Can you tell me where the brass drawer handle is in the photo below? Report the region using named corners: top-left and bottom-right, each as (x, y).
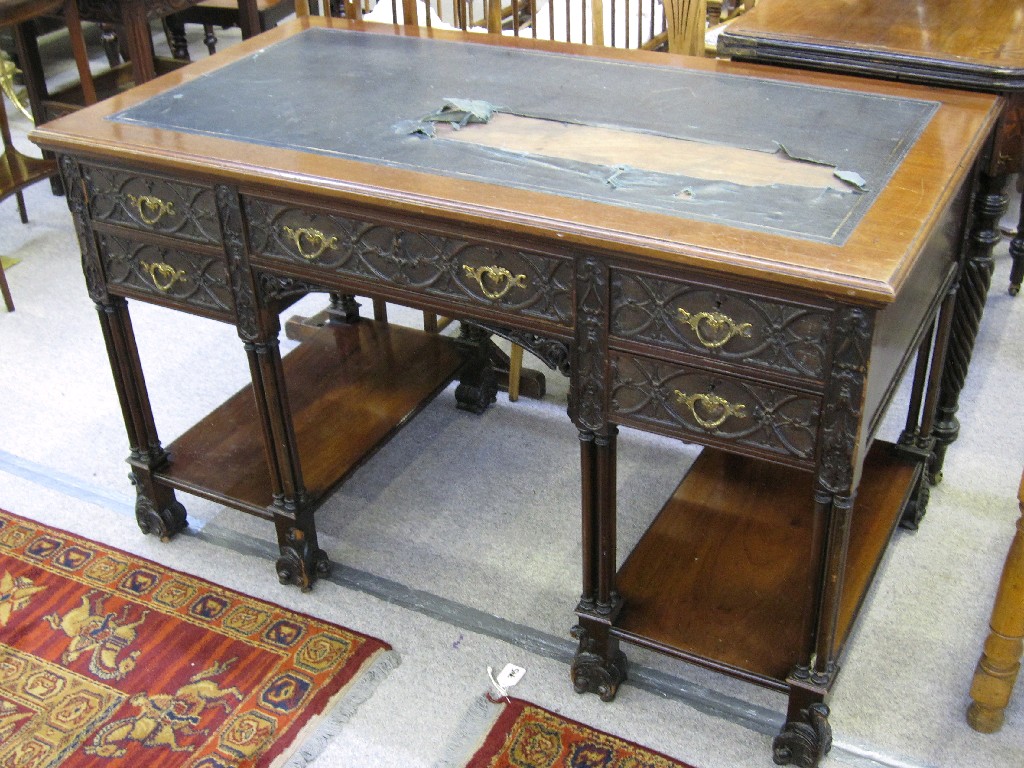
top-left (126, 194), bottom-right (175, 226)
top-left (139, 261), bottom-right (187, 292)
top-left (463, 265), bottom-right (527, 300)
top-left (677, 308), bottom-right (752, 349)
top-left (282, 226), bottom-right (338, 261)
top-left (674, 390), bottom-right (748, 430)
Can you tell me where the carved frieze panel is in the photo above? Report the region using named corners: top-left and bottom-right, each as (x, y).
top-left (610, 270), bottom-right (831, 380)
top-left (59, 155), bottom-right (107, 303)
top-left (818, 307), bottom-right (874, 494)
top-left (83, 165), bottom-right (222, 246)
top-left (99, 234), bottom-right (234, 316)
top-left (242, 198), bottom-right (574, 326)
top-left (570, 257), bottom-right (610, 433)
top-left (215, 185), bottom-right (260, 342)
top-left (610, 353), bottom-right (821, 463)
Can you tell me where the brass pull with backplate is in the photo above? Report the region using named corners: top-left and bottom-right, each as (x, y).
top-left (674, 390), bottom-right (747, 430)
top-left (677, 308), bottom-right (752, 349)
top-left (282, 226), bottom-right (339, 261)
top-left (139, 261), bottom-right (187, 292)
top-left (463, 265), bottom-right (527, 300)
top-left (126, 194), bottom-right (175, 226)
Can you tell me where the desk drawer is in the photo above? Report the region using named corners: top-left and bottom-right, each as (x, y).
top-left (243, 197), bottom-right (574, 327)
top-left (610, 352), bottom-right (821, 465)
top-left (82, 164), bottom-right (222, 246)
top-left (99, 234), bottom-right (234, 318)
top-left (610, 269), bottom-right (831, 381)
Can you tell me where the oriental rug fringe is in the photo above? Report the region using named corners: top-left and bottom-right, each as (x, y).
top-left (0, 508), bottom-right (397, 767)
top-left (442, 695), bottom-right (699, 768)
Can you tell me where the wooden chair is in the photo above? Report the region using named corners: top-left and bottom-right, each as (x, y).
top-left (0, 0), bottom-right (86, 310)
top-left (320, 0), bottom-right (708, 55)
top-left (164, 0), bottom-right (314, 61)
top-left (967, 468), bottom-right (1024, 732)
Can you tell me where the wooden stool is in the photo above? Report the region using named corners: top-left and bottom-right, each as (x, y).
top-left (967, 469), bottom-right (1024, 732)
top-left (0, 0), bottom-right (64, 311)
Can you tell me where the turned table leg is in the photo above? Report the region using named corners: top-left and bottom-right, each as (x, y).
top-left (967, 469), bottom-right (1024, 732)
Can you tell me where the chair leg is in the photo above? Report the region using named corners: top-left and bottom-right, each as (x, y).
top-left (163, 17), bottom-right (191, 61)
top-left (15, 190), bottom-right (27, 224)
top-left (968, 470), bottom-right (1024, 732)
top-left (203, 25), bottom-right (218, 55)
top-left (0, 258), bottom-right (14, 312)
top-left (508, 343), bottom-right (523, 401)
top-left (63, 0), bottom-right (98, 105)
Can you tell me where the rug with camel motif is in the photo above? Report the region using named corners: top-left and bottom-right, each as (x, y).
top-left (0, 508), bottom-right (395, 767)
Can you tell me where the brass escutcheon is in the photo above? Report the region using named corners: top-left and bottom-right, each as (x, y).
top-left (139, 261), bottom-right (187, 292)
top-left (674, 390), bottom-right (747, 430)
top-left (463, 265), bottom-right (527, 301)
top-left (677, 308), bottom-right (753, 349)
top-left (126, 194), bottom-right (175, 226)
top-left (282, 226), bottom-right (338, 261)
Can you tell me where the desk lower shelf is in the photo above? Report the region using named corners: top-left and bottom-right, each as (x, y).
top-left (614, 441), bottom-right (918, 687)
top-left (155, 320), bottom-right (464, 516)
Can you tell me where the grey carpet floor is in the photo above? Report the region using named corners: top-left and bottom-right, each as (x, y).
top-left (2, 22), bottom-right (1023, 768)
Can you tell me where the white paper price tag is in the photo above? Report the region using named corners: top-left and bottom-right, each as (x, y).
top-left (495, 663), bottom-right (525, 689)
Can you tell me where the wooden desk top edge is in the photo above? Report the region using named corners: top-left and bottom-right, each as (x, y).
top-left (31, 18), bottom-right (1002, 306)
top-left (720, 0), bottom-right (1024, 93)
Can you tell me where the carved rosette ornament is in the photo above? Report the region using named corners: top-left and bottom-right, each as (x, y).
top-left (569, 624), bottom-right (628, 703)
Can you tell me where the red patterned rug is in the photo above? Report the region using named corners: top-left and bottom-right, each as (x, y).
top-left (456, 696), bottom-right (699, 768)
top-left (0, 508), bottom-right (395, 767)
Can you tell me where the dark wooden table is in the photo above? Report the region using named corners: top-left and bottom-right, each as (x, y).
top-left (31, 18), bottom-right (1000, 766)
top-left (719, 0), bottom-right (1024, 485)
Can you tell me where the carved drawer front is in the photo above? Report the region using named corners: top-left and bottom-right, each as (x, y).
top-left (83, 164), bottom-right (222, 246)
top-left (610, 270), bottom-right (831, 381)
top-left (610, 352), bottom-right (821, 465)
top-left (99, 234), bottom-right (234, 317)
top-left (243, 197), bottom-right (574, 327)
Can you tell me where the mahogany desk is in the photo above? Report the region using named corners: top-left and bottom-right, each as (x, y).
top-left (31, 18), bottom-right (1000, 766)
top-left (719, 0), bottom-right (1024, 486)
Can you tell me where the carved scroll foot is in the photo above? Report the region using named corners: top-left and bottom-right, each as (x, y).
top-left (772, 703), bottom-right (832, 767)
top-left (275, 528), bottom-right (331, 592)
top-left (570, 624), bottom-right (628, 702)
top-left (900, 471), bottom-right (931, 530)
top-left (892, 445), bottom-right (932, 530)
top-left (132, 484), bottom-right (188, 542)
top-left (454, 374), bottom-right (498, 414)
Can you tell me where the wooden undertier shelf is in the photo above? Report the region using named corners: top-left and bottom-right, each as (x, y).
top-left (614, 442), bottom-right (919, 686)
top-left (157, 320), bottom-right (464, 515)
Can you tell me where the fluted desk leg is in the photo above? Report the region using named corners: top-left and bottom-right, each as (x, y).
top-left (968, 469), bottom-right (1024, 732)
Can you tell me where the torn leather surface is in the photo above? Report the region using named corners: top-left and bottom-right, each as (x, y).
top-left (113, 28), bottom-right (937, 244)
